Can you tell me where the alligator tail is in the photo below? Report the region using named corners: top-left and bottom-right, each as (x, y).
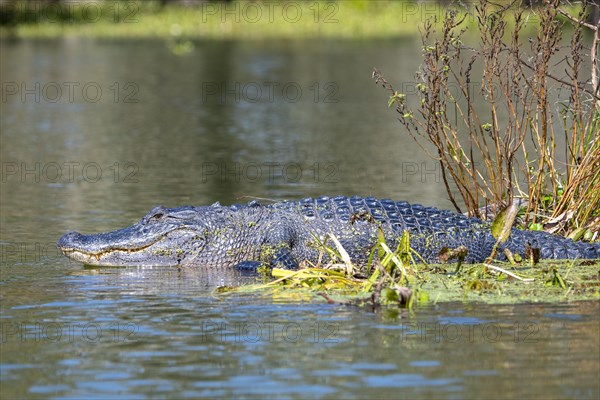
top-left (502, 228), bottom-right (600, 260)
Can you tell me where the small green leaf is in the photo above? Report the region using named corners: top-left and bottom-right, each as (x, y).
top-left (388, 91), bottom-right (406, 108)
top-left (381, 287), bottom-right (399, 304)
top-left (567, 228), bottom-right (586, 241)
top-left (547, 268), bottom-right (567, 289)
top-left (529, 223), bottom-right (544, 231)
top-left (378, 226), bottom-right (386, 246)
top-left (398, 230), bottom-right (411, 266)
top-left (491, 202), bottom-right (520, 243)
top-left (448, 143), bottom-right (455, 157)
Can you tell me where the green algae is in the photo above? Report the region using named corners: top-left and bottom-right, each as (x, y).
top-left (217, 259), bottom-right (600, 306)
top-left (217, 226), bottom-right (600, 307)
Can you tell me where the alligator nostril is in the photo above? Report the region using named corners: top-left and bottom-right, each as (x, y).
top-left (57, 231), bottom-right (84, 249)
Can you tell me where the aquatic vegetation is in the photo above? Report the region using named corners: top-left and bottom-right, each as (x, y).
top-left (217, 223), bottom-right (600, 308)
top-left (374, 0), bottom-right (600, 239)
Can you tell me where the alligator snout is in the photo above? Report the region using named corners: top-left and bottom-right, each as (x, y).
top-left (57, 223), bottom-right (170, 258)
top-left (57, 231), bottom-right (85, 251)
top-left (57, 230), bottom-right (127, 254)
top-left (57, 222), bottom-right (191, 267)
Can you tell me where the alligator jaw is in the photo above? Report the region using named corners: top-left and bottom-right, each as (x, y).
top-left (58, 243), bottom-right (157, 266)
top-left (57, 230), bottom-right (178, 267)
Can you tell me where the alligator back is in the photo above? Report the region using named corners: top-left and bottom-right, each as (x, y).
top-left (272, 195), bottom-right (477, 232)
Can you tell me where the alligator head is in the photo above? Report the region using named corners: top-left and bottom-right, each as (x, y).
top-left (57, 205), bottom-right (208, 267)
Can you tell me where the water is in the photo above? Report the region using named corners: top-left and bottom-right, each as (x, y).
top-left (1, 38), bottom-right (599, 399)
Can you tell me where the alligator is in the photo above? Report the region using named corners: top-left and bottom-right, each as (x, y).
top-left (57, 195), bottom-right (600, 269)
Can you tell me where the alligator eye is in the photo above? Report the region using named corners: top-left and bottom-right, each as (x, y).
top-left (152, 213), bottom-right (164, 220)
